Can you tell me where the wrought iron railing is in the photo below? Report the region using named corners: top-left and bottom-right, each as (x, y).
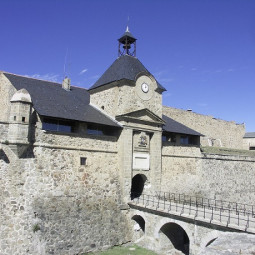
top-left (154, 191), bottom-right (255, 216)
top-left (130, 192), bottom-right (255, 232)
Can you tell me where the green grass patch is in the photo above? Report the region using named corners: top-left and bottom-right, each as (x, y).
top-left (84, 244), bottom-right (157, 255)
top-left (201, 146), bottom-right (255, 157)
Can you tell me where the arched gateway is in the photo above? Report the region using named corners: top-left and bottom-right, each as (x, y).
top-left (130, 174), bottom-right (147, 199)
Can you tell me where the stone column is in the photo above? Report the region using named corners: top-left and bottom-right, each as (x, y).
top-left (118, 127), bottom-right (133, 202)
top-left (150, 131), bottom-right (162, 192)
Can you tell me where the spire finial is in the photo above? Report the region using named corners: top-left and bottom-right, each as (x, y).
top-left (126, 16), bottom-right (130, 32)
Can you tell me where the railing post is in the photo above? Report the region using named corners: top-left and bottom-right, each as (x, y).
top-left (157, 195), bottom-right (160, 210)
top-left (246, 213), bottom-right (250, 231)
top-left (169, 198), bottom-right (171, 212)
top-left (227, 209), bottom-right (230, 226)
top-left (181, 199), bottom-right (185, 215)
top-left (164, 192), bottom-right (166, 210)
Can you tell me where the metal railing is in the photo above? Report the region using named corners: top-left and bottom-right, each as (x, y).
top-left (154, 191), bottom-right (255, 216)
top-left (130, 192), bottom-right (255, 232)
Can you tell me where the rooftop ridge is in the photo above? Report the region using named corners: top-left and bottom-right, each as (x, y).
top-left (2, 71), bottom-right (88, 90)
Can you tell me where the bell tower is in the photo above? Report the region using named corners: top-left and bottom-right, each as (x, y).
top-left (118, 26), bottom-right (137, 57)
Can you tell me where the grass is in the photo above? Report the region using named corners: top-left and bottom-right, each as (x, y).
top-left (201, 146), bottom-right (255, 157)
top-left (84, 244), bottom-right (157, 255)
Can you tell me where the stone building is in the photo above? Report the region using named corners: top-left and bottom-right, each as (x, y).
top-left (0, 28), bottom-right (255, 255)
top-left (243, 132), bottom-right (255, 150)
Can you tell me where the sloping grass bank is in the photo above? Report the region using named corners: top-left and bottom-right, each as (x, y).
top-left (84, 244), bottom-right (157, 255)
top-left (201, 146), bottom-right (255, 157)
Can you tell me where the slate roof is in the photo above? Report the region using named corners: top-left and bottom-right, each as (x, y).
top-left (4, 72), bottom-right (121, 127)
top-left (244, 132), bottom-right (255, 138)
top-left (118, 30), bottom-right (137, 44)
top-left (162, 115), bottom-right (202, 136)
top-left (89, 55), bottom-right (166, 92)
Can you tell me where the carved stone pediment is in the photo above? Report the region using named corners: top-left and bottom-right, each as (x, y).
top-left (116, 108), bottom-right (165, 125)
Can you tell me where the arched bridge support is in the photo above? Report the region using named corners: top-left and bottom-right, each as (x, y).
top-left (129, 207), bottom-right (232, 255)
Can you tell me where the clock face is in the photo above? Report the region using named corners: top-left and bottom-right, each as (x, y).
top-left (141, 83), bottom-right (149, 93)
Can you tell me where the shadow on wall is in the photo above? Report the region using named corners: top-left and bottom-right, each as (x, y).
top-left (0, 149), bottom-right (10, 163)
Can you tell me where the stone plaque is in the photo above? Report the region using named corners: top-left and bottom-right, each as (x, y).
top-left (133, 153), bottom-right (150, 170)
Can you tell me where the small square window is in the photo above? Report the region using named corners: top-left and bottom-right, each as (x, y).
top-left (80, 157), bottom-right (87, 166)
top-left (22, 117), bottom-right (26, 122)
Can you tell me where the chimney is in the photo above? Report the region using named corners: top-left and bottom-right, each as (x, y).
top-left (62, 77), bottom-right (71, 91)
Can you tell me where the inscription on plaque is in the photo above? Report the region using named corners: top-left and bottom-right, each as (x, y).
top-left (133, 153), bottom-right (150, 170)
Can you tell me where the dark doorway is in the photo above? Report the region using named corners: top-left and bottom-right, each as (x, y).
top-left (160, 223), bottom-right (189, 255)
top-left (130, 174), bottom-right (147, 200)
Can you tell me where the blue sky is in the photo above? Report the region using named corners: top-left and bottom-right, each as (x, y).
top-left (1, 0), bottom-right (255, 131)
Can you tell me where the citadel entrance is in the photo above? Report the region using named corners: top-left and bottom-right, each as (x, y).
top-left (159, 222), bottom-right (190, 255)
top-left (130, 174), bottom-right (147, 200)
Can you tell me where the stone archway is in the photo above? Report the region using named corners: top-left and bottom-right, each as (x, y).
top-left (130, 174), bottom-right (147, 199)
top-left (159, 222), bottom-right (190, 255)
top-left (132, 215), bottom-right (145, 232)
top-left (131, 215), bottom-right (146, 241)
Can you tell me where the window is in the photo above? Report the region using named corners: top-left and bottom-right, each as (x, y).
top-left (14, 116), bottom-right (16, 121)
top-left (87, 124), bottom-right (104, 135)
top-left (162, 135), bottom-right (167, 142)
top-left (22, 117), bottom-right (26, 122)
top-left (80, 157), bottom-right (87, 166)
top-left (250, 147), bottom-right (255, 151)
top-left (169, 134), bottom-right (176, 143)
top-left (87, 124), bottom-right (116, 136)
top-left (42, 118), bottom-right (74, 133)
top-left (180, 136), bottom-right (189, 145)
top-left (162, 133), bottom-right (177, 143)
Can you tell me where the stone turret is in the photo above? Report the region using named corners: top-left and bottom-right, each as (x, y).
top-left (7, 88), bottom-right (32, 156)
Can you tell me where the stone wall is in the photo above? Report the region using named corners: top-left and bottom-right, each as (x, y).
top-left (117, 84), bottom-right (162, 118)
top-left (243, 137), bottom-right (255, 150)
top-left (161, 145), bottom-right (255, 205)
top-left (0, 129), bottom-right (131, 255)
top-left (90, 81), bottom-right (162, 118)
top-left (163, 106), bottom-right (245, 149)
top-left (0, 122), bottom-right (9, 142)
top-left (0, 72), bottom-right (17, 122)
top-left (90, 84), bottom-right (119, 118)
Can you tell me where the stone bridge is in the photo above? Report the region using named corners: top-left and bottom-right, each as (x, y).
top-left (128, 192), bottom-right (255, 255)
